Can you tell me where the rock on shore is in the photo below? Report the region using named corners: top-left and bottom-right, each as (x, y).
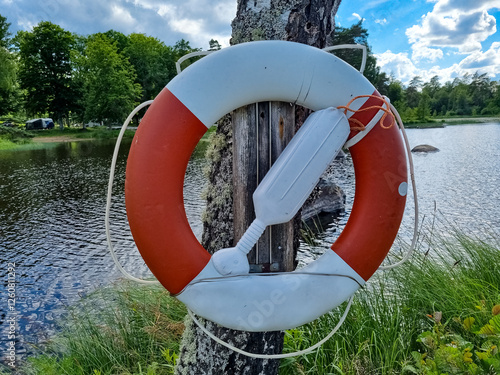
top-left (302, 178), bottom-right (346, 221)
top-left (411, 144), bottom-right (440, 153)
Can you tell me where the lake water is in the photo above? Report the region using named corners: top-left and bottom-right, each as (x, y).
top-left (0, 122), bottom-right (499, 358)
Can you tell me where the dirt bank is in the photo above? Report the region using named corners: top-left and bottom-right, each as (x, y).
top-left (33, 135), bottom-right (93, 143)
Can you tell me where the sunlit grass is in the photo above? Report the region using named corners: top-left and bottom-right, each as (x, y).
top-left (21, 282), bottom-right (186, 375)
top-left (29, 127), bottom-right (136, 140)
top-left (19, 224), bottom-right (499, 375)
top-left (279, 227), bottom-right (500, 374)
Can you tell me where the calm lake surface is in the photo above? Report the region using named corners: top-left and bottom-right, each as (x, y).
top-left (0, 122), bottom-right (499, 356)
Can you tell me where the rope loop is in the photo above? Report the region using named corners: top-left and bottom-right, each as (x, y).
top-left (337, 95), bottom-right (395, 131)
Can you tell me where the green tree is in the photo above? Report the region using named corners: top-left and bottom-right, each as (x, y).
top-left (416, 91), bottom-right (431, 121)
top-left (81, 34), bottom-right (142, 126)
top-left (449, 77), bottom-right (471, 115)
top-left (0, 14), bottom-right (19, 115)
top-left (330, 20), bottom-right (388, 93)
top-left (124, 33), bottom-right (174, 101)
top-left (208, 39), bottom-right (222, 51)
top-left (101, 30), bottom-right (130, 53)
top-left (0, 47), bottom-right (18, 116)
top-left (485, 81), bottom-right (500, 115)
top-left (387, 78), bottom-right (407, 115)
top-left (406, 76), bottom-right (422, 108)
top-left (422, 76), bottom-right (441, 115)
top-left (0, 13), bottom-right (11, 49)
top-left (172, 39), bottom-right (199, 58)
top-left (423, 75), bottom-right (441, 97)
top-left (387, 78), bottom-right (404, 103)
top-left (469, 72), bottom-right (493, 115)
top-left (15, 21), bottom-right (79, 125)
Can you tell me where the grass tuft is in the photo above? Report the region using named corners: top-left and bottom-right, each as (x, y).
top-left (280, 226), bottom-right (500, 374)
top-left (21, 282), bottom-right (186, 375)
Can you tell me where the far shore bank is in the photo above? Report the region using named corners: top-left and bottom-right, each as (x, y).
top-left (32, 135), bottom-right (95, 143)
top-left (404, 116), bottom-right (500, 128)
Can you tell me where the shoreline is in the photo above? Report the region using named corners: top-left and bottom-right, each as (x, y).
top-left (32, 135), bottom-right (94, 143)
top-left (404, 116), bottom-right (500, 128)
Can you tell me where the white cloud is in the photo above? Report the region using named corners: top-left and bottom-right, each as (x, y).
top-left (395, 0), bottom-right (500, 84)
top-left (352, 12), bottom-right (363, 21)
top-left (434, 0), bottom-right (500, 14)
top-left (214, 1), bottom-right (237, 24)
top-left (109, 4), bottom-right (136, 28)
top-left (16, 17), bottom-right (37, 31)
top-left (411, 42), bottom-right (444, 62)
top-left (132, 0), bottom-right (235, 47)
top-left (375, 18), bottom-right (388, 25)
top-left (170, 17), bottom-right (204, 39)
top-left (406, 8), bottom-right (497, 54)
top-left (375, 50), bottom-right (421, 83)
top-left (2, 0), bottom-right (235, 49)
top-left (376, 42), bottom-right (500, 85)
top-left (458, 42), bottom-right (500, 76)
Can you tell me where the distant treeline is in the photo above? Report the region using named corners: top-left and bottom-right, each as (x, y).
top-left (1, 15), bottom-right (499, 127)
top-left (0, 14), bottom-right (221, 126)
top-left (332, 21), bottom-right (500, 122)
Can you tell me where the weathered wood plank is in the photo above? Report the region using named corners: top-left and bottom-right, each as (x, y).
top-left (232, 105), bottom-right (258, 264)
top-left (232, 102), bottom-right (297, 272)
top-left (269, 102), bottom-right (298, 272)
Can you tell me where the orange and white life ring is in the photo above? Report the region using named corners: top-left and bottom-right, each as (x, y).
top-left (125, 41), bottom-right (407, 332)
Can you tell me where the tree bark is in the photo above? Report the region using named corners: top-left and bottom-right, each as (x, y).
top-left (175, 1), bottom-right (342, 374)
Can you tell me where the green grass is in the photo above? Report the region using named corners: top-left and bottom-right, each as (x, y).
top-left (279, 227), bottom-right (500, 374)
top-left (28, 127), bottom-right (136, 140)
top-left (0, 126), bottom-right (34, 149)
top-left (20, 282), bottom-right (186, 375)
top-left (0, 138), bottom-right (19, 150)
top-left (404, 116), bottom-right (500, 128)
top-left (18, 225), bottom-right (500, 375)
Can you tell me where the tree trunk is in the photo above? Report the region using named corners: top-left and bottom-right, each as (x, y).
top-left (175, 1), bottom-right (341, 374)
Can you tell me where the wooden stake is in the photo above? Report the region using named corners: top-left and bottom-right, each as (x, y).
top-left (233, 102), bottom-right (297, 273)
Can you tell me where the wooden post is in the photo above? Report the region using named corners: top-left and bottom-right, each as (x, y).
top-left (233, 102), bottom-right (298, 273)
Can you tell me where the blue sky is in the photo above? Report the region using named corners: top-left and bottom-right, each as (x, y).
top-left (336, 0), bottom-right (500, 84)
top-left (1, 0), bottom-right (499, 85)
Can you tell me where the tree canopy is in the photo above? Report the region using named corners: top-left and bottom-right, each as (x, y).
top-left (0, 14), bottom-right (201, 126)
top-left (80, 34), bottom-right (142, 125)
top-left (15, 21), bottom-right (78, 123)
top-left (330, 20), bottom-right (390, 95)
top-left (0, 14), bottom-right (11, 49)
top-left (0, 14), bottom-right (19, 116)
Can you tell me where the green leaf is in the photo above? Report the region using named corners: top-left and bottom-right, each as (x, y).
top-left (490, 314), bottom-right (500, 332)
top-left (402, 364), bottom-right (419, 374)
top-left (463, 317), bottom-right (475, 331)
top-left (478, 324), bottom-right (497, 335)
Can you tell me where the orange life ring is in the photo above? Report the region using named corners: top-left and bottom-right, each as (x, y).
top-left (125, 41), bottom-right (407, 331)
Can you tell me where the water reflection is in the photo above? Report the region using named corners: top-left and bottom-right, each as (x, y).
top-left (0, 139), bottom-right (208, 355)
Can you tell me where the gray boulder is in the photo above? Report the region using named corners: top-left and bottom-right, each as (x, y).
top-left (302, 178), bottom-right (346, 221)
top-left (411, 144), bottom-right (440, 153)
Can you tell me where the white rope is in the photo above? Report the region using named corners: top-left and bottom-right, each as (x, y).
top-left (188, 296), bottom-right (354, 359)
top-left (176, 50), bottom-right (215, 74)
top-left (378, 98), bottom-right (419, 270)
top-left (105, 100), bottom-right (160, 284)
top-left (343, 101), bottom-right (388, 148)
top-left (323, 44), bottom-right (368, 74)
